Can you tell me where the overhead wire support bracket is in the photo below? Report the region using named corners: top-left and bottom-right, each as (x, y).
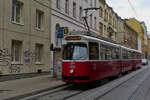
top-left (82, 7), bottom-right (100, 35)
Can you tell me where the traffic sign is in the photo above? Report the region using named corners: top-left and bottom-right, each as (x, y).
top-left (57, 27), bottom-right (64, 38)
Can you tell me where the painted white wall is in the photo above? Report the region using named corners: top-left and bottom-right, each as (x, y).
top-left (51, 0), bottom-right (100, 47)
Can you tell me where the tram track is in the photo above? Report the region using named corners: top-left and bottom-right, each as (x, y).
top-left (144, 87), bottom-right (150, 100)
top-left (94, 66), bottom-right (150, 100)
top-left (127, 74), bottom-right (150, 100)
top-left (6, 84), bottom-right (69, 100)
top-left (14, 66), bottom-right (150, 100)
top-left (21, 84), bottom-right (90, 100)
top-left (19, 84), bottom-right (73, 100)
top-left (64, 66), bottom-right (149, 100)
top-left (28, 66), bottom-right (148, 100)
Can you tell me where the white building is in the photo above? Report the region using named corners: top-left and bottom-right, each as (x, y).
top-left (50, 0), bottom-right (100, 77)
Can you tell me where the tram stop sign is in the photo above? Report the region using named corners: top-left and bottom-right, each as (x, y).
top-left (57, 27), bottom-right (64, 39)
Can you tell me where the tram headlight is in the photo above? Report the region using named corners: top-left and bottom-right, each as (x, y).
top-left (70, 69), bottom-right (74, 74)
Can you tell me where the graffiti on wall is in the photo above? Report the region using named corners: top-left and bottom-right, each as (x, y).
top-left (23, 49), bottom-right (36, 64)
top-left (0, 48), bottom-right (11, 66)
top-left (0, 48), bottom-right (48, 74)
top-left (8, 64), bottom-right (21, 73)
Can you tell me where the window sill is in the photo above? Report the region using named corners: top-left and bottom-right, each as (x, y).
top-left (11, 62), bottom-right (23, 65)
top-left (35, 28), bottom-right (44, 32)
top-left (11, 21), bottom-right (24, 26)
top-left (35, 62), bottom-right (43, 65)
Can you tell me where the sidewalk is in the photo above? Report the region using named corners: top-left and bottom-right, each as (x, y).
top-left (0, 72), bottom-right (50, 82)
top-left (0, 75), bottom-right (65, 100)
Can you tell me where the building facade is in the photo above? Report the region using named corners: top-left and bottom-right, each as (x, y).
top-left (0, 0), bottom-right (51, 75)
top-left (148, 36), bottom-right (150, 59)
top-left (125, 20), bottom-right (138, 49)
top-left (99, 0), bottom-right (117, 41)
top-left (140, 22), bottom-right (148, 58)
top-left (116, 17), bottom-right (138, 49)
top-left (115, 17), bottom-right (124, 45)
top-left (125, 18), bottom-right (143, 51)
top-left (51, 0), bottom-right (100, 77)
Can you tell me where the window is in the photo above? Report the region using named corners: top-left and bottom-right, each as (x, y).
top-left (94, 17), bottom-right (97, 29)
top-left (79, 6), bottom-right (83, 21)
top-left (109, 14), bottom-right (112, 24)
top-left (122, 49), bottom-right (128, 59)
top-left (11, 40), bottom-right (22, 63)
top-left (90, 14), bottom-right (93, 27)
top-left (99, 22), bottom-right (103, 36)
top-left (104, 9), bottom-right (107, 21)
top-left (36, 10), bottom-right (44, 29)
top-left (106, 48), bottom-right (112, 60)
top-left (112, 48), bottom-right (120, 59)
top-left (101, 45), bottom-right (107, 60)
top-left (94, 0), bottom-right (96, 7)
top-left (99, 7), bottom-right (103, 18)
top-left (63, 43), bottom-right (88, 60)
top-left (100, 44), bottom-right (120, 60)
top-left (104, 25), bottom-right (106, 35)
top-left (128, 51), bottom-right (132, 59)
top-left (89, 42), bottom-right (99, 60)
top-left (35, 44), bottom-right (43, 63)
top-left (90, 0), bottom-right (93, 7)
top-left (65, 0), bottom-right (69, 14)
top-left (56, 0), bottom-right (61, 9)
top-left (12, 0), bottom-right (23, 23)
top-left (73, 2), bottom-right (76, 18)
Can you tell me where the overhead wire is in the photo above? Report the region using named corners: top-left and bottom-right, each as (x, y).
top-left (127, 0), bottom-right (138, 18)
top-left (127, 0), bottom-right (150, 34)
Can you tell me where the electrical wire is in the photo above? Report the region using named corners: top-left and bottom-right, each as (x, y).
top-left (127, 0), bottom-right (138, 18)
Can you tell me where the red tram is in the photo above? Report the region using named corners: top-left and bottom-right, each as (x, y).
top-left (62, 31), bottom-right (142, 84)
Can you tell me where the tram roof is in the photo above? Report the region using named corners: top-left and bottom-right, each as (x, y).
top-left (81, 35), bottom-right (120, 47)
top-left (68, 31), bottom-right (141, 53)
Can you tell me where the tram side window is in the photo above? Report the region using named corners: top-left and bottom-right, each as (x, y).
top-left (128, 51), bottom-right (132, 59)
top-left (89, 42), bottom-right (99, 60)
top-left (132, 52), bottom-right (136, 59)
top-left (112, 48), bottom-right (120, 60)
top-left (122, 50), bottom-right (128, 59)
top-left (106, 47), bottom-right (112, 60)
top-left (116, 48), bottom-right (120, 59)
top-left (100, 45), bottom-right (107, 60)
top-left (100, 44), bottom-right (113, 60)
top-left (137, 53), bottom-right (141, 59)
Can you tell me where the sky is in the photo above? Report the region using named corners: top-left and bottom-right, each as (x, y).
top-left (107, 0), bottom-right (150, 34)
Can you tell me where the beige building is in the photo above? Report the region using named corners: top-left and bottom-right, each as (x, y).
top-left (0, 0), bottom-right (51, 75)
top-left (148, 36), bottom-right (150, 59)
top-left (115, 17), bottom-right (124, 45)
top-left (116, 17), bottom-right (138, 49)
top-left (141, 22), bottom-right (148, 58)
top-left (99, 0), bottom-right (117, 41)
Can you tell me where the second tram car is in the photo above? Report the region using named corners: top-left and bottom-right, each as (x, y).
top-left (62, 31), bottom-right (142, 84)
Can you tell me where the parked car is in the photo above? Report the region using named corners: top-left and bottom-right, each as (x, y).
top-left (142, 59), bottom-right (148, 65)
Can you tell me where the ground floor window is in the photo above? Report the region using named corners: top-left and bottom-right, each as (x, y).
top-left (11, 40), bottom-right (22, 63)
top-left (35, 43), bottom-right (43, 63)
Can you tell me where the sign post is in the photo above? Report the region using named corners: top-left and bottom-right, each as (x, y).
top-left (56, 27), bottom-right (64, 79)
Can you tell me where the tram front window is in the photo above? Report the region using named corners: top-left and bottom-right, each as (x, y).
top-left (63, 43), bottom-right (88, 60)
